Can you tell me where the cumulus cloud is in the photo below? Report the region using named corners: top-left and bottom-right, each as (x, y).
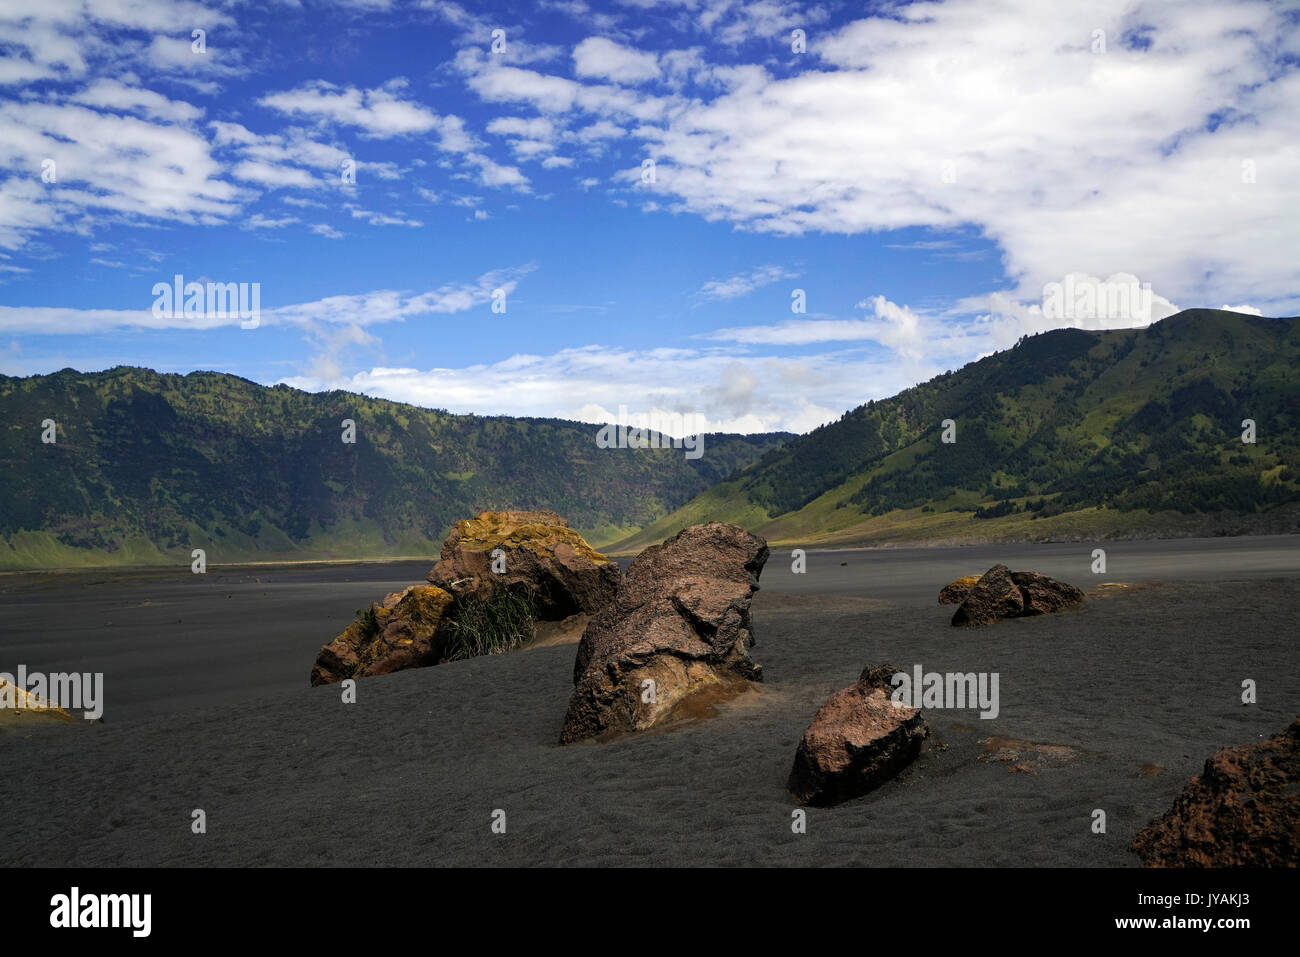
top-left (278, 343), bottom-right (876, 434)
top-left (259, 81), bottom-right (444, 137)
top-left (469, 0), bottom-right (1300, 316)
top-left (0, 99), bottom-right (241, 247)
top-left (69, 79), bottom-right (204, 124)
top-left (573, 37), bottom-right (661, 84)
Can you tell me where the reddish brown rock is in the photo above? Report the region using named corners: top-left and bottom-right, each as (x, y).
top-left (950, 564), bottom-right (1084, 627)
top-left (310, 585), bottom-right (454, 686)
top-left (559, 522), bottom-right (769, 744)
top-left (1131, 716), bottom-right (1300, 867)
top-left (938, 574), bottom-right (981, 605)
top-left (427, 509), bottom-right (618, 620)
top-left (787, 664), bottom-right (929, 807)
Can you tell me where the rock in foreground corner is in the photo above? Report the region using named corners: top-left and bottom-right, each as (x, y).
top-left (559, 522), bottom-right (769, 744)
top-left (787, 664), bottom-right (930, 807)
top-left (1130, 715), bottom-right (1300, 867)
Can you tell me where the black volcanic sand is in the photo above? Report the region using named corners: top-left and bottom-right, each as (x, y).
top-left (2, 536), bottom-right (1299, 866)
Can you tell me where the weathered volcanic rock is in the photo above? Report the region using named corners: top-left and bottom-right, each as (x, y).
top-left (427, 509), bottom-right (619, 620)
top-left (1131, 716), bottom-right (1300, 867)
top-left (311, 585), bottom-right (454, 686)
top-left (938, 574), bottom-right (981, 605)
top-left (787, 664), bottom-right (930, 807)
top-left (1010, 570), bottom-right (1086, 615)
top-left (950, 564), bottom-right (1084, 626)
top-left (559, 522), bottom-right (769, 744)
top-left (951, 564), bottom-right (1024, 627)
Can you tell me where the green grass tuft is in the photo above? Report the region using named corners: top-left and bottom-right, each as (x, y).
top-left (441, 589), bottom-right (537, 661)
top-left (354, 604), bottom-right (379, 637)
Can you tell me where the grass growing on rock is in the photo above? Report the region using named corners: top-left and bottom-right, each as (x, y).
top-left (442, 590), bottom-right (538, 661)
top-left (354, 604), bottom-right (380, 637)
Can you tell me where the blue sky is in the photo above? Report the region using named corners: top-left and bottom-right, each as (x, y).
top-left (1, 0), bottom-right (1297, 433)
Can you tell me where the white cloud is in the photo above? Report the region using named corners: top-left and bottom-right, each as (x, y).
top-left (242, 213), bottom-right (299, 230)
top-left (961, 273), bottom-right (1183, 350)
top-left (142, 34), bottom-right (245, 79)
top-left (69, 79), bottom-right (204, 124)
top-left (418, 0), bottom-right (475, 29)
top-left (345, 204), bottom-right (423, 227)
top-left (0, 267), bottom-right (534, 333)
top-left (277, 343), bottom-right (884, 434)
top-left (259, 81), bottom-right (443, 137)
top-left (705, 317), bottom-right (878, 346)
top-left (573, 37), bottom-right (661, 84)
top-left (455, 47), bottom-right (673, 123)
top-left (0, 99), bottom-right (241, 248)
top-left (0, 0), bottom-right (232, 86)
top-left (697, 263), bottom-right (798, 301)
top-left (488, 0), bottom-right (1300, 315)
top-left (465, 152), bottom-right (530, 189)
top-left (487, 116), bottom-right (556, 139)
top-left (232, 160), bottom-right (318, 189)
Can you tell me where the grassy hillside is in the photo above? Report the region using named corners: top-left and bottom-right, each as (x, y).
top-left (608, 310), bottom-right (1300, 554)
top-left (0, 367), bottom-right (789, 569)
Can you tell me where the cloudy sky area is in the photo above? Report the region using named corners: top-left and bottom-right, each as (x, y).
top-left (0, 0), bottom-right (1297, 434)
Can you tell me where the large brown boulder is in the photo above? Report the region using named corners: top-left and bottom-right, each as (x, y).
top-left (559, 522), bottom-right (769, 744)
top-left (311, 585), bottom-right (454, 686)
top-left (787, 664), bottom-right (930, 807)
top-left (1131, 716), bottom-right (1300, 867)
top-left (950, 564), bottom-right (1084, 626)
top-left (427, 509), bottom-right (619, 620)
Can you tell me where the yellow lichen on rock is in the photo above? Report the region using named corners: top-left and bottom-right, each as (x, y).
top-left (310, 584), bottom-right (455, 686)
top-left (451, 510), bottom-right (612, 565)
top-left (0, 678), bottom-right (76, 725)
top-left (938, 574), bottom-right (982, 605)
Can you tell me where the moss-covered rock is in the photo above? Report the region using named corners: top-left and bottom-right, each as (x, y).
top-left (938, 574), bottom-right (982, 604)
top-left (427, 509), bottom-right (619, 619)
top-left (310, 585), bottom-right (454, 686)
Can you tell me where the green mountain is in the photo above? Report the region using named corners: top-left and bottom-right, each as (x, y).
top-left (608, 309), bottom-right (1300, 554)
top-left (0, 367), bottom-right (789, 570)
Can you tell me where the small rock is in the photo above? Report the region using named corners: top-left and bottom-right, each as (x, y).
top-left (950, 564), bottom-right (1084, 627)
top-left (787, 664), bottom-right (930, 807)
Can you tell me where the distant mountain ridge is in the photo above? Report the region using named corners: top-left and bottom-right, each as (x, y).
top-left (0, 367), bottom-right (790, 570)
top-left (608, 309), bottom-right (1300, 553)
